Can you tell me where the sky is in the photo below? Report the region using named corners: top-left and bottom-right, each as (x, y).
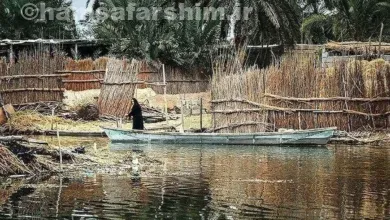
top-left (72, 0), bottom-right (90, 22)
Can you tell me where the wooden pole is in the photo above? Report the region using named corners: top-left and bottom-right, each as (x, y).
top-left (200, 98), bottom-right (203, 131)
top-left (213, 108), bottom-right (216, 133)
top-left (378, 22), bottom-right (384, 57)
top-left (162, 65), bottom-right (168, 124)
top-left (9, 45), bottom-right (13, 63)
top-left (55, 175), bottom-right (62, 218)
top-left (298, 112), bottom-right (302, 130)
top-left (51, 108), bottom-right (55, 130)
top-left (74, 44), bottom-right (79, 60)
top-left (0, 93), bottom-right (3, 107)
top-left (190, 100), bottom-right (193, 116)
top-left (135, 83), bottom-right (138, 100)
top-left (56, 123), bottom-right (63, 172)
top-left (0, 93), bottom-right (9, 120)
top-left (342, 68), bottom-right (352, 132)
top-left (181, 99), bottom-right (185, 133)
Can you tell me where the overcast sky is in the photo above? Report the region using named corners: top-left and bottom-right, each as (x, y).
top-left (72, 0), bottom-right (89, 22)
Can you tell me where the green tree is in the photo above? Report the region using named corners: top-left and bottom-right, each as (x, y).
top-left (0, 0), bottom-right (77, 39)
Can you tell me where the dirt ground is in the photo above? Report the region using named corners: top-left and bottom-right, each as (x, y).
top-left (5, 88), bottom-right (212, 133)
top-left (64, 88), bottom-right (212, 112)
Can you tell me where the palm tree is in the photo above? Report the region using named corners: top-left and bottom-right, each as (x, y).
top-left (301, 0), bottom-right (390, 43)
top-left (300, 0), bottom-right (335, 14)
top-left (85, 0), bottom-right (301, 67)
top-left (332, 0), bottom-right (390, 41)
top-left (223, 0), bottom-right (301, 45)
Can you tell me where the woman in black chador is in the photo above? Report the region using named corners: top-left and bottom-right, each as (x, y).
top-left (128, 98), bottom-right (144, 130)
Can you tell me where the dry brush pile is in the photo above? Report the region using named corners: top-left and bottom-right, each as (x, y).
top-left (0, 140), bottom-right (72, 176)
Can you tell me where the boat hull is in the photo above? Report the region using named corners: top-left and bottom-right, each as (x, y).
top-left (102, 127), bottom-right (336, 146)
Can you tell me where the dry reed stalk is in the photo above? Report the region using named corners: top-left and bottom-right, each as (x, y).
top-left (98, 58), bottom-right (140, 118)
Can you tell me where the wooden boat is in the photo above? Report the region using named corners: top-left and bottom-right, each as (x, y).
top-left (102, 127), bottom-right (337, 146)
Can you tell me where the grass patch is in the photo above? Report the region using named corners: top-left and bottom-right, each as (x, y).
top-left (5, 111), bottom-right (124, 132)
top-left (182, 114), bottom-right (212, 130)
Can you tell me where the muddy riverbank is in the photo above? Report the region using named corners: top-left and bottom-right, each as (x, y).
top-left (0, 136), bottom-right (165, 178)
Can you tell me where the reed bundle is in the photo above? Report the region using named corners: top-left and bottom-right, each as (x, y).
top-left (0, 50), bottom-right (67, 105)
top-left (326, 41), bottom-right (390, 54)
top-left (212, 49), bottom-right (390, 132)
top-left (98, 58), bottom-right (140, 118)
top-left (0, 145), bottom-right (31, 176)
top-left (63, 57), bottom-right (108, 91)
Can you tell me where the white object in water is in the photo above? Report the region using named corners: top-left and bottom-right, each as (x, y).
top-left (132, 155), bottom-right (139, 165)
top-left (278, 128), bottom-right (295, 133)
top-left (132, 154), bottom-right (140, 174)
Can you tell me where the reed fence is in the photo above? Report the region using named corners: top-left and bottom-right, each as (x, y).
top-left (60, 59), bottom-right (209, 94)
top-left (0, 51), bottom-right (67, 106)
top-left (98, 58), bottom-right (141, 118)
top-left (211, 49), bottom-right (269, 133)
top-left (61, 57), bottom-right (108, 91)
top-left (212, 51), bottom-right (390, 132)
top-left (137, 64), bottom-right (209, 94)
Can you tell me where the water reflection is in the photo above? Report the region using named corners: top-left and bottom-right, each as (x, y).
top-left (0, 143), bottom-right (389, 219)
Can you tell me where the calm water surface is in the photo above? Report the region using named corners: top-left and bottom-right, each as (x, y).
top-left (0, 140), bottom-right (389, 219)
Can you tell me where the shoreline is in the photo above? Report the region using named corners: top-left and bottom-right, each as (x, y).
top-left (1, 128), bottom-right (390, 146)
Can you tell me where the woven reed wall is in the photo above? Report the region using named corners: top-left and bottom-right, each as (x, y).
top-left (98, 59), bottom-right (140, 118)
top-left (62, 57), bottom-right (108, 91)
top-left (138, 64), bottom-right (209, 94)
top-left (0, 51), bottom-right (67, 105)
top-left (212, 52), bottom-right (390, 132)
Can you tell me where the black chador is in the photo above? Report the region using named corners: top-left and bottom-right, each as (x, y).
top-left (128, 98), bottom-right (144, 130)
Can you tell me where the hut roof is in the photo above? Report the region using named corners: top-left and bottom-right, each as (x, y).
top-left (325, 41), bottom-right (390, 54)
top-left (0, 39), bottom-right (110, 46)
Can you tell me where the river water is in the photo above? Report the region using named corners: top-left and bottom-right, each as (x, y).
top-left (0, 141), bottom-right (389, 219)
